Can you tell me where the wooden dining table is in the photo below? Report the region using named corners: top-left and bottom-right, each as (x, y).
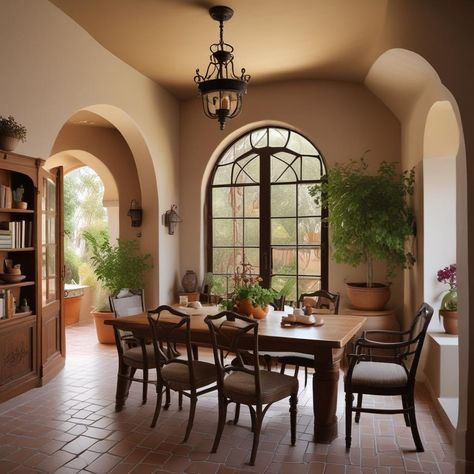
top-left (106, 309), bottom-right (366, 444)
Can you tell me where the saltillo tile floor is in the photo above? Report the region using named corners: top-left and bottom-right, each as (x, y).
top-left (0, 321), bottom-right (454, 473)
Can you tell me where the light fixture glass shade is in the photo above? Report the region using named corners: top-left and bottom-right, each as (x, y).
top-left (194, 6), bottom-right (250, 130)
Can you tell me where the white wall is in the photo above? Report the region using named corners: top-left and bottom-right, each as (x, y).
top-left (0, 0), bottom-right (180, 304)
top-left (423, 156), bottom-right (456, 331)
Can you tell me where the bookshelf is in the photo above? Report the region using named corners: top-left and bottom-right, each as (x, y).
top-left (0, 150), bottom-right (64, 402)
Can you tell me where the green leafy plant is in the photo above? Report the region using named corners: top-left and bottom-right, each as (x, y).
top-left (0, 115), bottom-right (27, 141)
top-left (83, 230), bottom-right (153, 297)
top-left (12, 185), bottom-right (25, 202)
top-left (310, 155), bottom-right (415, 287)
top-left (234, 283), bottom-right (276, 308)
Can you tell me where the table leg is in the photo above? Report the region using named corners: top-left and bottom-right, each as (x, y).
top-left (312, 348), bottom-right (343, 443)
top-left (115, 362), bottom-right (132, 412)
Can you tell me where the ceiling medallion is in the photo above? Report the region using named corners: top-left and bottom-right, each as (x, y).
top-left (194, 5), bottom-right (250, 130)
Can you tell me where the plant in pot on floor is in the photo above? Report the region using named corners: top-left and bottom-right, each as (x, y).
top-left (84, 230), bottom-right (153, 343)
top-left (437, 264), bottom-right (458, 335)
top-left (310, 155), bottom-right (415, 310)
top-left (0, 115), bottom-right (27, 152)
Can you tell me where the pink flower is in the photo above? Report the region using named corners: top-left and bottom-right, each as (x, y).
top-left (437, 264), bottom-right (456, 289)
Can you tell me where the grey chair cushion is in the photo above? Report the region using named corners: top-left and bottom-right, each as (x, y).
top-left (224, 370), bottom-right (298, 405)
top-left (123, 344), bottom-right (156, 367)
top-left (350, 361), bottom-right (408, 388)
top-left (162, 361), bottom-right (216, 391)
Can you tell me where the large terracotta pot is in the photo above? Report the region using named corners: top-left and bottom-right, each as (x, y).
top-left (439, 309), bottom-right (458, 335)
top-left (346, 282), bottom-right (391, 311)
top-left (92, 310), bottom-right (115, 344)
top-left (237, 298), bottom-right (269, 319)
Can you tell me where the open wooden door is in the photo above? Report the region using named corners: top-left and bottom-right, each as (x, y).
top-left (39, 166), bottom-right (64, 383)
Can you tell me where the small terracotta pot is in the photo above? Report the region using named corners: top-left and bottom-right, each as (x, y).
top-left (439, 309), bottom-right (458, 335)
top-left (92, 310), bottom-right (115, 344)
top-left (13, 201), bottom-right (27, 209)
top-left (237, 298), bottom-right (269, 319)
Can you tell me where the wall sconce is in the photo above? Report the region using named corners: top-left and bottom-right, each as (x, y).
top-left (164, 204), bottom-right (182, 235)
top-left (127, 199), bottom-right (143, 227)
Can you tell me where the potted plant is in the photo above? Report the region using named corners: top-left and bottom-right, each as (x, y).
top-left (230, 262), bottom-right (276, 319)
top-left (310, 156), bottom-right (415, 310)
top-left (83, 230), bottom-right (152, 343)
top-left (437, 264), bottom-right (458, 335)
top-left (12, 185), bottom-right (27, 209)
top-left (0, 115), bottom-right (27, 152)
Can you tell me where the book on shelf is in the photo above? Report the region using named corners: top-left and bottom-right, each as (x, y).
top-left (0, 220), bottom-right (32, 249)
top-left (0, 185), bottom-right (12, 209)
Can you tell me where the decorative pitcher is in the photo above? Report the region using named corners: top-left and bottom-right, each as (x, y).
top-left (182, 270), bottom-right (198, 292)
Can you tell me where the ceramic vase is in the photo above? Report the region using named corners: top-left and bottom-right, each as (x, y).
top-left (182, 270), bottom-right (198, 292)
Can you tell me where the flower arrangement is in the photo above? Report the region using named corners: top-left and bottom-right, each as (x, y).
top-left (232, 262), bottom-right (276, 308)
top-left (437, 264), bottom-right (457, 311)
top-left (0, 115), bottom-right (27, 142)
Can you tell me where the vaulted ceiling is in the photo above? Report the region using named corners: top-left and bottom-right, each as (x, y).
top-left (50, 0), bottom-right (390, 99)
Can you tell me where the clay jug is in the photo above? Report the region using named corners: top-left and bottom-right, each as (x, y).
top-left (182, 270), bottom-right (198, 292)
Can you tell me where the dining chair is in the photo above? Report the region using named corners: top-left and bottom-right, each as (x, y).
top-left (205, 311), bottom-right (299, 466)
top-left (110, 289), bottom-right (156, 405)
top-left (147, 305), bottom-right (218, 442)
top-left (278, 289), bottom-right (340, 386)
top-left (344, 302), bottom-right (433, 451)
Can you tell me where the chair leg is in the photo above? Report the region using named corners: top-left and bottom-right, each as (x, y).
top-left (304, 367), bottom-right (308, 388)
top-left (293, 365), bottom-right (299, 378)
top-left (142, 368), bottom-right (148, 404)
top-left (151, 385), bottom-right (164, 428)
top-left (233, 403), bottom-right (240, 425)
top-left (249, 406), bottom-right (263, 466)
top-left (164, 387), bottom-right (171, 410)
top-left (289, 392), bottom-right (298, 445)
top-left (402, 394), bottom-right (411, 427)
top-left (183, 396), bottom-right (197, 443)
top-left (407, 393), bottom-right (424, 452)
top-left (249, 405), bottom-right (256, 432)
top-left (355, 393), bottom-right (363, 423)
top-left (179, 391), bottom-right (183, 410)
top-left (211, 396), bottom-right (228, 453)
top-left (280, 362), bottom-right (287, 374)
top-left (345, 392), bottom-right (353, 449)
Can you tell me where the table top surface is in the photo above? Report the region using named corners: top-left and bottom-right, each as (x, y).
top-left (106, 308), bottom-right (366, 350)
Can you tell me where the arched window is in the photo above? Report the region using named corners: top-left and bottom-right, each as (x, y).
top-left (207, 126), bottom-right (327, 301)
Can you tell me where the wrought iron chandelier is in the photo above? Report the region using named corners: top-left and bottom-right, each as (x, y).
top-left (194, 5), bottom-right (250, 130)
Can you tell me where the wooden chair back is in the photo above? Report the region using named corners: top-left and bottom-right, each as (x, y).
top-left (147, 305), bottom-right (195, 388)
top-left (204, 311), bottom-right (262, 400)
top-left (299, 289), bottom-right (340, 314)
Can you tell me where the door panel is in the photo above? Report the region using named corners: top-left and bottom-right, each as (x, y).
top-left (39, 167), bottom-right (64, 380)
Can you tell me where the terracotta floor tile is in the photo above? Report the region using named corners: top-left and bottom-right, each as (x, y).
top-left (0, 321), bottom-right (455, 473)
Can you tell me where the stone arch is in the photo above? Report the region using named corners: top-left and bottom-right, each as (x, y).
top-left (366, 48), bottom-right (468, 465)
top-left (48, 104), bottom-right (160, 307)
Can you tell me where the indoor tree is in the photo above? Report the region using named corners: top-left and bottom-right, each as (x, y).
top-left (310, 155), bottom-right (415, 288)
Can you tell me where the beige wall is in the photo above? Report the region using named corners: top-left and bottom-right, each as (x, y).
top-left (0, 0), bottom-right (180, 305)
top-left (180, 80), bottom-right (402, 314)
top-left (51, 125), bottom-right (142, 243)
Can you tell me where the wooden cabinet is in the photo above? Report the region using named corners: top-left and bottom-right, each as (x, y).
top-left (0, 150), bottom-right (64, 402)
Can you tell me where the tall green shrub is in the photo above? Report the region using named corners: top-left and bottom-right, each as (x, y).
top-left (310, 157), bottom-right (415, 287)
top-left (83, 230), bottom-right (153, 293)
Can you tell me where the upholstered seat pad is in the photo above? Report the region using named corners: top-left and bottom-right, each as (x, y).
top-left (123, 344), bottom-right (156, 367)
top-left (224, 370), bottom-right (298, 405)
top-left (162, 361), bottom-right (217, 391)
top-left (350, 361), bottom-right (408, 388)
